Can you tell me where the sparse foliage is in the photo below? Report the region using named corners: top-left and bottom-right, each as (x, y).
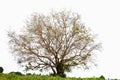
top-left (8, 10), bottom-right (101, 77)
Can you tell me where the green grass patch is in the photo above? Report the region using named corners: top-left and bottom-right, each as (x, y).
top-left (0, 73), bottom-right (105, 80)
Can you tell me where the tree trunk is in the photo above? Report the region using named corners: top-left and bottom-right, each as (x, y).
top-left (56, 63), bottom-right (65, 76)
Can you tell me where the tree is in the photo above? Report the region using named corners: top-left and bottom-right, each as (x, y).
top-left (8, 10), bottom-right (101, 77)
top-left (0, 67), bottom-right (4, 73)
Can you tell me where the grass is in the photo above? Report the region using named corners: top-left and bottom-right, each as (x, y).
top-left (0, 73), bottom-right (105, 80)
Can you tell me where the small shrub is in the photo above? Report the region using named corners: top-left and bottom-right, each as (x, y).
top-left (9, 71), bottom-right (23, 76)
top-left (100, 75), bottom-right (105, 79)
top-left (26, 73), bottom-right (32, 75)
top-left (0, 67), bottom-right (4, 73)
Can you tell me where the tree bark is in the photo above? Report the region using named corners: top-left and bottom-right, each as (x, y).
top-left (56, 63), bottom-right (64, 76)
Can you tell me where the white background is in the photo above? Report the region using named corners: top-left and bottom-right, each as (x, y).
top-left (0, 0), bottom-right (120, 79)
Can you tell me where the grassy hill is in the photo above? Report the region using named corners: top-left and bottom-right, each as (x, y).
top-left (0, 73), bottom-right (105, 80)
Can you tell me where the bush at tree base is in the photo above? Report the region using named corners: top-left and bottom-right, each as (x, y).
top-left (50, 73), bottom-right (66, 78)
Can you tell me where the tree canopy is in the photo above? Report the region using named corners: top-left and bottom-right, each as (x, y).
top-left (8, 10), bottom-right (101, 77)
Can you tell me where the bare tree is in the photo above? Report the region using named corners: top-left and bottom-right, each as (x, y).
top-left (8, 10), bottom-right (101, 77)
